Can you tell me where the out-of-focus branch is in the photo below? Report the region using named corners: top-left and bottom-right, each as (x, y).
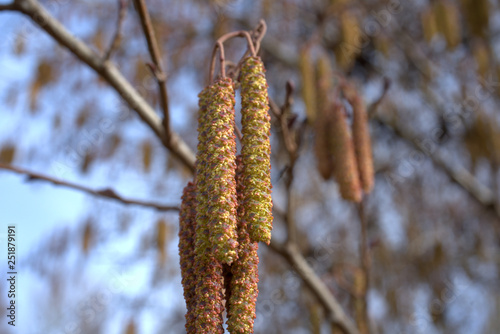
top-left (132, 0), bottom-right (171, 137)
top-left (0, 2), bottom-right (16, 10)
top-left (267, 81), bottom-right (361, 333)
top-left (103, 0), bottom-right (127, 61)
top-left (367, 78), bottom-right (390, 117)
top-left (373, 112), bottom-right (500, 219)
top-left (354, 201), bottom-right (370, 334)
top-left (268, 239), bottom-right (360, 334)
top-left (0, 163), bottom-right (180, 211)
top-left (13, 0), bottom-right (195, 172)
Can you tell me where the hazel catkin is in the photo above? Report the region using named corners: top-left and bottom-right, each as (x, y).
top-left (196, 79), bottom-right (239, 265)
top-left (178, 182), bottom-right (198, 334)
top-left (314, 54), bottom-right (334, 180)
top-left (329, 102), bottom-right (362, 202)
top-left (350, 95), bottom-right (374, 194)
top-left (192, 83), bottom-right (227, 334)
top-left (226, 155), bottom-right (260, 334)
top-left (239, 56), bottom-right (273, 244)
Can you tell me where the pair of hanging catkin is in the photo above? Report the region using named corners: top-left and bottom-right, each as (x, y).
top-left (313, 55), bottom-right (374, 202)
top-left (178, 55), bottom-right (272, 334)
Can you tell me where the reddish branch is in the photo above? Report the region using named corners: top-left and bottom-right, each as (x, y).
top-left (0, 163), bottom-right (179, 211)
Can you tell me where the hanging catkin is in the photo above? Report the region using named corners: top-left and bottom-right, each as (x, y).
top-left (299, 47), bottom-right (317, 123)
top-left (192, 83), bottom-right (226, 334)
top-left (240, 56), bottom-right (273, 244)
top-left (329, 102), bottom-right (362, 202)
top-left (350, 95), bottom-right (374, 194)
top-left (227, 155), bottom-right (260, 333)
top-left (314, 54), bottom-right (334, 180)
top-left (178, 182), bottom-right (198, 334)
top-left (197, 78), bottom-right (239, 265)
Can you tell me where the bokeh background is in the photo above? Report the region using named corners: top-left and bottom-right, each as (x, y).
top-left (0, 0), bottom-right (499, 333)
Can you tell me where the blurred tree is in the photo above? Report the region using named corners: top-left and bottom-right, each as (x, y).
top-left (0, 0), bottom-right (499, 333)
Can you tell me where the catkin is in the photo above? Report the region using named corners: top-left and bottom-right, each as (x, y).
top-left (192, 83), bottom-right (226, 334)
top-left (240, 56), bottom-right (273, 244)
top-left (227, 155), bottom-right (260, 334)
top-left (329, 102), bottom-right (362, 202)
top-left (299, 48), bottom-right (317, 123)
top-left (178, 182), bottom-right (198, 334)
top-left (197, 79), bottom-right (239, 265)
top-left (314, 54), bottom-right (334, 180)
top-left (350, 95), bottom-right (374, 194)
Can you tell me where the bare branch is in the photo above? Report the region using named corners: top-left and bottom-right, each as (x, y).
top-left (367, 78), bottom-right (390, 117)
top-left (14, 0), bottom-right (195, 172)
top-left (103, 0), bottom-right (127, 61)
top-left (0, 163), bottom-right (180, 211)
top-left (268, 239), bottom-right (361, 334)
top-left (354, 201), bottom-right (370, 334)
top-left (373, 112), bottom-right (500, 219)
top-left (132, 0), bottom-right (171, 138)
top-left (0, 2), bottom-right (17, 11)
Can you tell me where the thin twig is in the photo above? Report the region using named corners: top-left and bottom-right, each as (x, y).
top-left (355, 200), bottom-right (370, 334)
top-left (14, 0), bottom-right (195, 172)
top-left (216, 30), bottom-right (256, 57)
top-left (103, 0), bottom-right (127, 61)
top-left (209, 41), bottom-right (225, 84)
top-left (252, 19), bottom-right (267, 55)
top-left (268, 240), bottom-right (361, 334)
top-left (133, 0), bottom-right (171, 139)
top-left (0, 163), bottom-right (180, 211)
top-left (367, 78), bottom-right (390, 117)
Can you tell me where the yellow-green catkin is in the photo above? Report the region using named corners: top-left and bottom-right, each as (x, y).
top-left (240, 56), bottom-right (273, 244)
top-left (208, 78), bottom-right (238, 264)
top-left (192, 84), bottom-right (225, 334)
top-left (314, 54), bottom-right (334, 180)
top-left (330, 102), bottom-right (362, 202)
top-left (350, 95), bottom-right (374, 194)
top-left (227, 155), bottom-right (260, 333)
top-left (178, 182), bottom-right (198, 334)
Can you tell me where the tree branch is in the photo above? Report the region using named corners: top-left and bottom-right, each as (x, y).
top-left (103, 0), bottom-right (127, 61)
top-left (0, 163), bottom-right (180, 211)
top-left (268, 239), bottom-right (360, 334)
top-left (14, 0), bottom-right (195, 172)
top-left (132, 0), bottom-right (170, 138)
top-left (372, 112), bottom-right (500, 219)
top-left (0, 2), bottom-right (17, 11)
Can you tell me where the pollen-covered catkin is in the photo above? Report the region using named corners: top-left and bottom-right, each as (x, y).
top-left (178, 182), bottom-right (198, 334)
top-left (227, 155), bottom-right (260, 334)
top-left (350, 95), bottom-right (374, 194)
top-left (240, 56), bottom-right (273, 244)
top-left (329, 102), bottom-right (362, 202)
top-left (192, 84), bottom-right (226, 334)
top-left (202, 78), bottom-right (239, 264)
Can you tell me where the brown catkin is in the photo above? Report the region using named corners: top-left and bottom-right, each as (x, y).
top-left (329, 102), bottom-right (362, 202)
top-left (299, 48), bottom-right (317, 123)
top-left (314, 54), bottom-right (334, 180)
top-left (178, 182), bottom-right (198, 334)
top-left (227, 155), bottom-right (260, 334)
top-left (240, 56), bottom-right (273, 244)
top-left (351, 95), bottom-right (374, 194)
